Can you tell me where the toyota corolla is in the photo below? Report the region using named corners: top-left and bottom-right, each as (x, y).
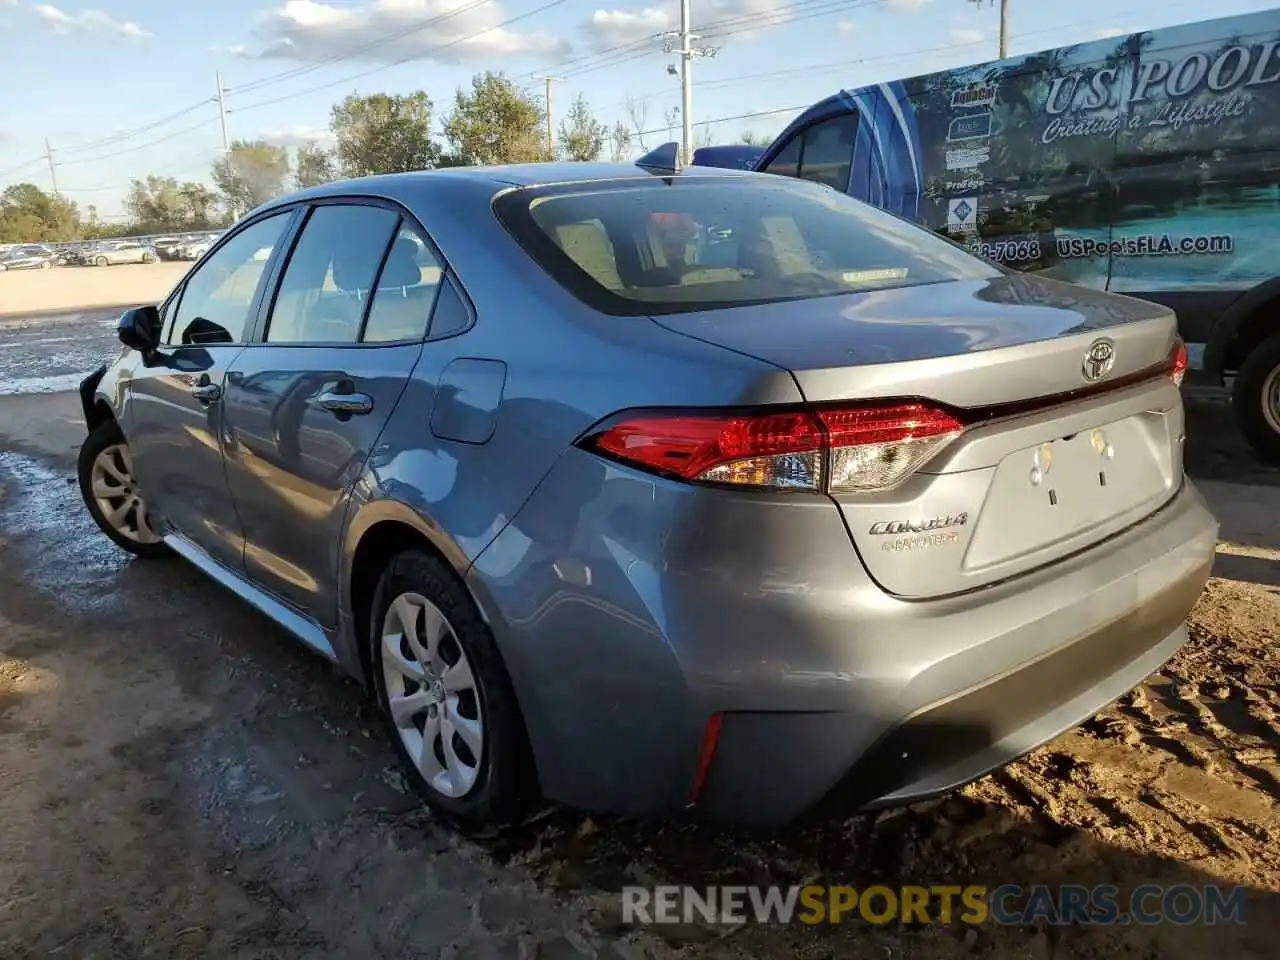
top-left (76, 153), bottom-right (1217, 830)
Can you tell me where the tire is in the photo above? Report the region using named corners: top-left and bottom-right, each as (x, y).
top-left (141, 253), bottom-right (155, 263)
top-left (94, 256), bottom-right (108, 267)
top-left (369, 549), bottom-right (536, 832)
top-left (40, 261), bottom-right (50, 269)
top-left (77, 419), bottom-right (172, 559)
top-left (1233, 331), bottom-right (1280, 466)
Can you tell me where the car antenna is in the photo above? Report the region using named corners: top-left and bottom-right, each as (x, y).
top-left (635, 141), bottom-right (682, 176)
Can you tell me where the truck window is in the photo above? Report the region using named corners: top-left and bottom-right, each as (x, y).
top-left (796, 115), bottom-right (858, 191)
top-left (759, 115), bottom-right (858, 191)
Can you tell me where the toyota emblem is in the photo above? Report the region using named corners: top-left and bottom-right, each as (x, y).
top-left (1082, 338), bottom-right (1116, 382)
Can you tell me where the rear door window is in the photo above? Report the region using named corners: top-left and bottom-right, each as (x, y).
top-left (266, 204), bottom-right (400, 344)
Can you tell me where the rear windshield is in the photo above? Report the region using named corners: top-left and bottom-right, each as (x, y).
top-left (494, 176), bottom-right (999, 316)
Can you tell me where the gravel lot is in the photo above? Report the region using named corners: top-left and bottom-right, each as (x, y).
top-left (0, 261), bottom-right (189, 320)
top-left (2, 274), bottom-right (1280, 958)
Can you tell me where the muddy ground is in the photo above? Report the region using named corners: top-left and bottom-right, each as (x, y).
top-left (2, 315), bottom-right (1280, 958)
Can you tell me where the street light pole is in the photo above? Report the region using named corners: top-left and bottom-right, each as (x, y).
top-left (999, 0), bottom-right (1009, 58)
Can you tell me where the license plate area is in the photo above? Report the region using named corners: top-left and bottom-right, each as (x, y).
top-left (962, 414), bottom-right (1174, 573)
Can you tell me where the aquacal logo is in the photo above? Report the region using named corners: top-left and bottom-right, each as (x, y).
top-left (947, 197), bottom-right (978, 233)
top-left (951, 84), bottom-right (997, 108)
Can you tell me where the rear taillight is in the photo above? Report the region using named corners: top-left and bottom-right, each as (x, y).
top-left (580, 403), bottom-right (964, 493)
top-left (1170, 338), bottom-right (1188, 387)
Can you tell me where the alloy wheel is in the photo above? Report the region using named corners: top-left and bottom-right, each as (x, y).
top-left (1262, 363), bottom-right (1280, 437)
top-left (380, 592), bottom-right (484, 798)
top-left (90, 443), bottom-right (162, 544)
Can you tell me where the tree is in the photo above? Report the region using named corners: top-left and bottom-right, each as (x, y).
top-left (0, 183), bottom-right (79, 242)
top-left (608, 120), bottom-right (633, 162)
top-left (739, 130), bottom-right (770, 146)
top-left (623, 93), bottom-right (651, 151)
top-left (558, 94), bottom-right (607, 162)
top-left (330, 92), bottom-right (440, 177)
top-left (211, 140), bottom-right (290, 218)
top-left (295, 142), bottom-right (338, 188)
top-left (124, 176), bottom-right (220, 234)
top-left (444, 71), bottom-right (548, 165)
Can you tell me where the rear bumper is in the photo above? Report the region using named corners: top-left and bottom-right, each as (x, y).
top-left (470, 452), bottom-right (1217, 825)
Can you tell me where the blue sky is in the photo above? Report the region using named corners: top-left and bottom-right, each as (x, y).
top-left (1, 0), bottom-right (1277, 220)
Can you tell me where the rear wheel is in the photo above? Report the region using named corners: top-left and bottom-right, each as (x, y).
top-left (141, 252), bottom-right (155, 263)
top-left (77, 420), bottom-right (171, 559)
top-left (39, 261), bottom-right (50, 270)
top-left (369, 549), bottom-right (536, 832)
top-left (1233, 331), bottom-right (1280, 467)
top-left (94, 256), bottom-right (108, 267)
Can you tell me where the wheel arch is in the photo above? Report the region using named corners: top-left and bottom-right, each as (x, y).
top-left (1205, 277), bottom-right (1280, 381)
top-left (341, 499), bottom-right (475, 692)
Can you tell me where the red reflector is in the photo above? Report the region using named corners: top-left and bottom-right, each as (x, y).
top-left (688, 712), bottom-right (723, 805)
top-left (589, 411), bottom-right (822, 481)
top-left (1170, 339), bottom-right (1188, 386)
top-left (818, 403), bottom-right (965, 448)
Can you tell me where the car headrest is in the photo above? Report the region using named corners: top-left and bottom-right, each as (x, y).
top-left (379, 238), bottom-right (424, 288)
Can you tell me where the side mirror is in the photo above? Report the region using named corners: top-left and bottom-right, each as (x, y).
top-left (117, 305), bottom-right (160, 355)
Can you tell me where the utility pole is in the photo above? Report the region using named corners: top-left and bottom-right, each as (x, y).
top-left (215, 71), bottom-right (230, 153)
top-left (969, 0), bottom-right (1008, 58)
top-left (542, 76), bottom-right (562, 159)
top-left (662, 8), bottom-right (719, 166)
top-left (44, 137), bottom-right (59, 195)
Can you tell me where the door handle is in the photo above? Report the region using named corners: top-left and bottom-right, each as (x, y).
top-left (317, 391), bottom-right (373, 415)
top-left (191, 382), bottom-right (221, 403)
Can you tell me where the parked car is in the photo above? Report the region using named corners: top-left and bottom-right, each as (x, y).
top-left (175, 235), bottom-right (218, 260)
top-left (152, 237), bottom-right (187, 261)
top-left (85, 240), bottom-right (158, 266)
top-left (0, 244), bottom-right (56, 270)
top-left (75, 156), bottom-right (1217, 831)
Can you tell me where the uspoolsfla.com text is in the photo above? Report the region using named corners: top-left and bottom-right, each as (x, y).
top-left (621, 884), bottom-right (1248, 926)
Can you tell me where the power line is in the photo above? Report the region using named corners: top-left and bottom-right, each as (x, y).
top-left (228, 0), bottom-right (573, 114)
top-left (226, 0), bottom-right (492, 95)
top-left (57, 118), bottom-right (219, 165)
top-left (54, 101), bottom-right (214, 157)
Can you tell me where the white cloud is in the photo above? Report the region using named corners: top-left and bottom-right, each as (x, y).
top-left (887, 0), bottom-right (927, 9)
top-left (583, 7), bottom-right (671, 48)
top-left (259, 124), bottom-right (336, 147)
top-left (836, 20), bottom-right (854, 33)
top-left (582, 0), bottom-right (791, 49)
top-left (245, 0), bottom-right (568, 65)
top-left (1094, 26), bottom-right (1134, 40)
top-left (211, 42), bottom-right (250, 56)
top-left (31, 4), bottom-right (152, 39)
top-left (950, 27), bottom-right (983, 44)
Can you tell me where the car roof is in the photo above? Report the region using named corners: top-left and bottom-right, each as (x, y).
top-left (253, 161), bottom-right (759, 217)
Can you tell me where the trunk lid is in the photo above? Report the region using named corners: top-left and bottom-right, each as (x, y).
top-left (650, 274), bottom-right (1184, 598)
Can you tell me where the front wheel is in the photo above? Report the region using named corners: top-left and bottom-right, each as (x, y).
top-left (370, 549), bottom-right (536, 832)
top-left (94, 256), bottom-right (108, 267)
top-left (77, 420), bottom-right (172, 559)
top-left (141, 253), bottom-right (155, 263)
top-left (40, 260), bottom-right (50, 269)
top-left (1233, 331), bottom-right (1280, 466)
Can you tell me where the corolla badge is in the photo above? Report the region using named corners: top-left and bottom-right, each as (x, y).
top-left (1082, 338), bottom-right (1116, 382)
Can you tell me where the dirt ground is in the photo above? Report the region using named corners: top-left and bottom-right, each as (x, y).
top-left (0, 261), bottom-right (189, 319)
top-left (2, 283), bottom-right (1280, 956)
